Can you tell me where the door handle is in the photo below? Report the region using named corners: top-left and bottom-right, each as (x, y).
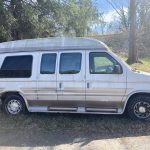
top-left (59, 82), bottom-right (62, 89)
top-left (87, 82), bottom-right (90, 88)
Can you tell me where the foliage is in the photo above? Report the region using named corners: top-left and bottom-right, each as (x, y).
top-left (137, 0), bottom-right (150, 40)
top-left (62, 0), bottom-right (100, 36)
top-left (0, 0), bottom-right (101, 41)
top-left (0, 0), bottom-right (14, 42)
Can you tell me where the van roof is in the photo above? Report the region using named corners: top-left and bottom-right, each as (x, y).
top-left (0, 37), bottom-right (108, 53)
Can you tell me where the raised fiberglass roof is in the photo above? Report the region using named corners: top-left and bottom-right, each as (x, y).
top-left (0, 37), bottom-right (108, 53)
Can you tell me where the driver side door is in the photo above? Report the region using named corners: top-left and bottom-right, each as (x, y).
top-left (85, 51), bottom-right (127, 111)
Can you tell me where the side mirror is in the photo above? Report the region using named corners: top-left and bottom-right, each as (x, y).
top-left (114, 65), bottom-right (122, 74)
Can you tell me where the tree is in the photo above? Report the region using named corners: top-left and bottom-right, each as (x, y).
top-left (127, 0), bottom-right (138, 63)
top-left (0, 0), bottom-right (14, 42)
top-left (0, 0), bottom-right (102, 41)
top-left (137, 0), bottom-right (150, 35)
top-left (10, 0), bottom-right (40, 40)
top-left (106, 0), bottom-right (138, 63)
top-left (36, 0), bottom-right (63, 37)
top-left (62, 0), bottom-right (100, 36)
top-left (105, 0), bottom-right (129, 32)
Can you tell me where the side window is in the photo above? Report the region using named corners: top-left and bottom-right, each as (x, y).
top-left (89, 52), bottom-right (122, 74)
top-left (59, 53), bottom-right (82, 74)
top-left (40, 53), bottom-right (56, 74)
top-left (0, 55), bottom-right (33, 78)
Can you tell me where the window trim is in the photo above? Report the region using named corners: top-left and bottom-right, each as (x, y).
top-left (40, 53), bottom-right (57, 74)
top-left (59, 52), bottom-right (82, 74)
top-left (89, 52), bottom-right (123, 74)
top-left (0, 55), bottom-right (33, 78)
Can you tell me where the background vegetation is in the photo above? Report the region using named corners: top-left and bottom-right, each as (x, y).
top-left (0, 0), bottom-right (150, 65)
top-left (0, 0), bottom-right (100, 41)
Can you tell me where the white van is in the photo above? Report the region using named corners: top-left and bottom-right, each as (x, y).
top-left (0, 37), bottom-right (150, 121)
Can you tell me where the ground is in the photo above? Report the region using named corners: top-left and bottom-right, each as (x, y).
top-left (0, 56), bottom-right (150, 150)
top-left (0, 111), bottom-right (150, 150)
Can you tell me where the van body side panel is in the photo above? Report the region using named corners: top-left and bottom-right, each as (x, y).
top-left (57, 51), bottom-right (86, 108)
top-left (0, 53), bottom-right (38, 102)
top-left (85, 51), bottom-right (127, 110)
top-left (36, 52), bottom-right (58, 107)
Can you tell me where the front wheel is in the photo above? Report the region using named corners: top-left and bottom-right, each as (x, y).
top-left (127, 95), bottom-right (150, 121)
top-left (2, 95), bottom-right (26, 115)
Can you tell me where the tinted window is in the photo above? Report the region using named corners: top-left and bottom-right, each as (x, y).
top-left (89, 52), bottom-right (122, 74)
top-left (60, 53), bottom-right (82, 74)
top-left (40, 53), bottom-right (56, 74)
top-left (0, 55), bottom-right (33, 78)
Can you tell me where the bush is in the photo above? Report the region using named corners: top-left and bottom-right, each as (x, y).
top-left (0, 26), bottom-right (11, 43)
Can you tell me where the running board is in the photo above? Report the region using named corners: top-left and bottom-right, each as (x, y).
top-left (49, 107), bottom-right (76, 111)
top-left (86, 108), bottom-right (117, 113)
top-left (28, 106), bottom-right (48, 112)
top-left (28, 106), bottom-right (118, 113)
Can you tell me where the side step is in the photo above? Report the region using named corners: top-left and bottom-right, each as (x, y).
top-left (28, 106), bottom-right (48, 112)
top-left (28, 106), bottom-right (118, 114)
top-left (86, 108), bottom-right (117, 113)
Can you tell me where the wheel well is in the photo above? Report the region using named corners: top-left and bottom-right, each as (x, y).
top-left (126, 92), bottom-right (150, 107)
top-left (1, 91), bottom-right (23, 103)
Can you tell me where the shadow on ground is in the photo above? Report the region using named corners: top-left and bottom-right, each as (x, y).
top-left (0, 105), bottom-right (149, 148)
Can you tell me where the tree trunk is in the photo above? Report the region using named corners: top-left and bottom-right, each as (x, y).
top-left (127, 0), bottom-right (138, 64)
top-left (10, 0), bottom-right (23, 40)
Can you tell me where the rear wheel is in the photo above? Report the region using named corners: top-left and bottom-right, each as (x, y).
top-left (2, 95), bottom-right (26, 115)
top-left (127, 95), bottom-right (150, 121)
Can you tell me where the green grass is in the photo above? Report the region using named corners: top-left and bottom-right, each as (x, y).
top-left (131, 57), bottom-right (150, 73)
top-left (120, 56), bottom-right (150, 73)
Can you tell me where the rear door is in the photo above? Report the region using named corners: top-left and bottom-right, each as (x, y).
top-left (57, 51), bottom-right (86, 110)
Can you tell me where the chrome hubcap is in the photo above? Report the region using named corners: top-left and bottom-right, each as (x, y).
top-left (7, 100), bottom-right (22, 114)
top-left (134, 101), bottom-right (150, 119)
top-left (139, 106), bottom-right (146, 113)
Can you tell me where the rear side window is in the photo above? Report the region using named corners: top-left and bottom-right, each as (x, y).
top-left (40, 53), bottom-right (56, 74)
top-left (59, 53), bottom-right (82, 74)
top-left (0, 55), bottom-right (33, 78)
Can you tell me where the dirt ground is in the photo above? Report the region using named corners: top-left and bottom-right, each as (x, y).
top-left (0, 106), bottom-right (150, 150)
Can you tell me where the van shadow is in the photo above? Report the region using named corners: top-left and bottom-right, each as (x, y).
top-left (0, 108), bottom-right (149, 148)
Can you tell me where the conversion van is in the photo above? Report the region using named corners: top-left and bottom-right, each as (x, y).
top-left (0, 37), bottom-right (150, 121)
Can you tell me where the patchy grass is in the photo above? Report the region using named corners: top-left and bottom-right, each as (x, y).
top-left (130, 57), bottom-right (150, 73)
top-left (0, 111), bottom-right (149, 148)
top-left (120, 55), bottom-right (150, 73)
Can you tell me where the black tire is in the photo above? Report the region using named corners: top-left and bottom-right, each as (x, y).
top-left (127, 95), bottom-right (150, 121)
top-left (2, 95), bottom-right (26, 115)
